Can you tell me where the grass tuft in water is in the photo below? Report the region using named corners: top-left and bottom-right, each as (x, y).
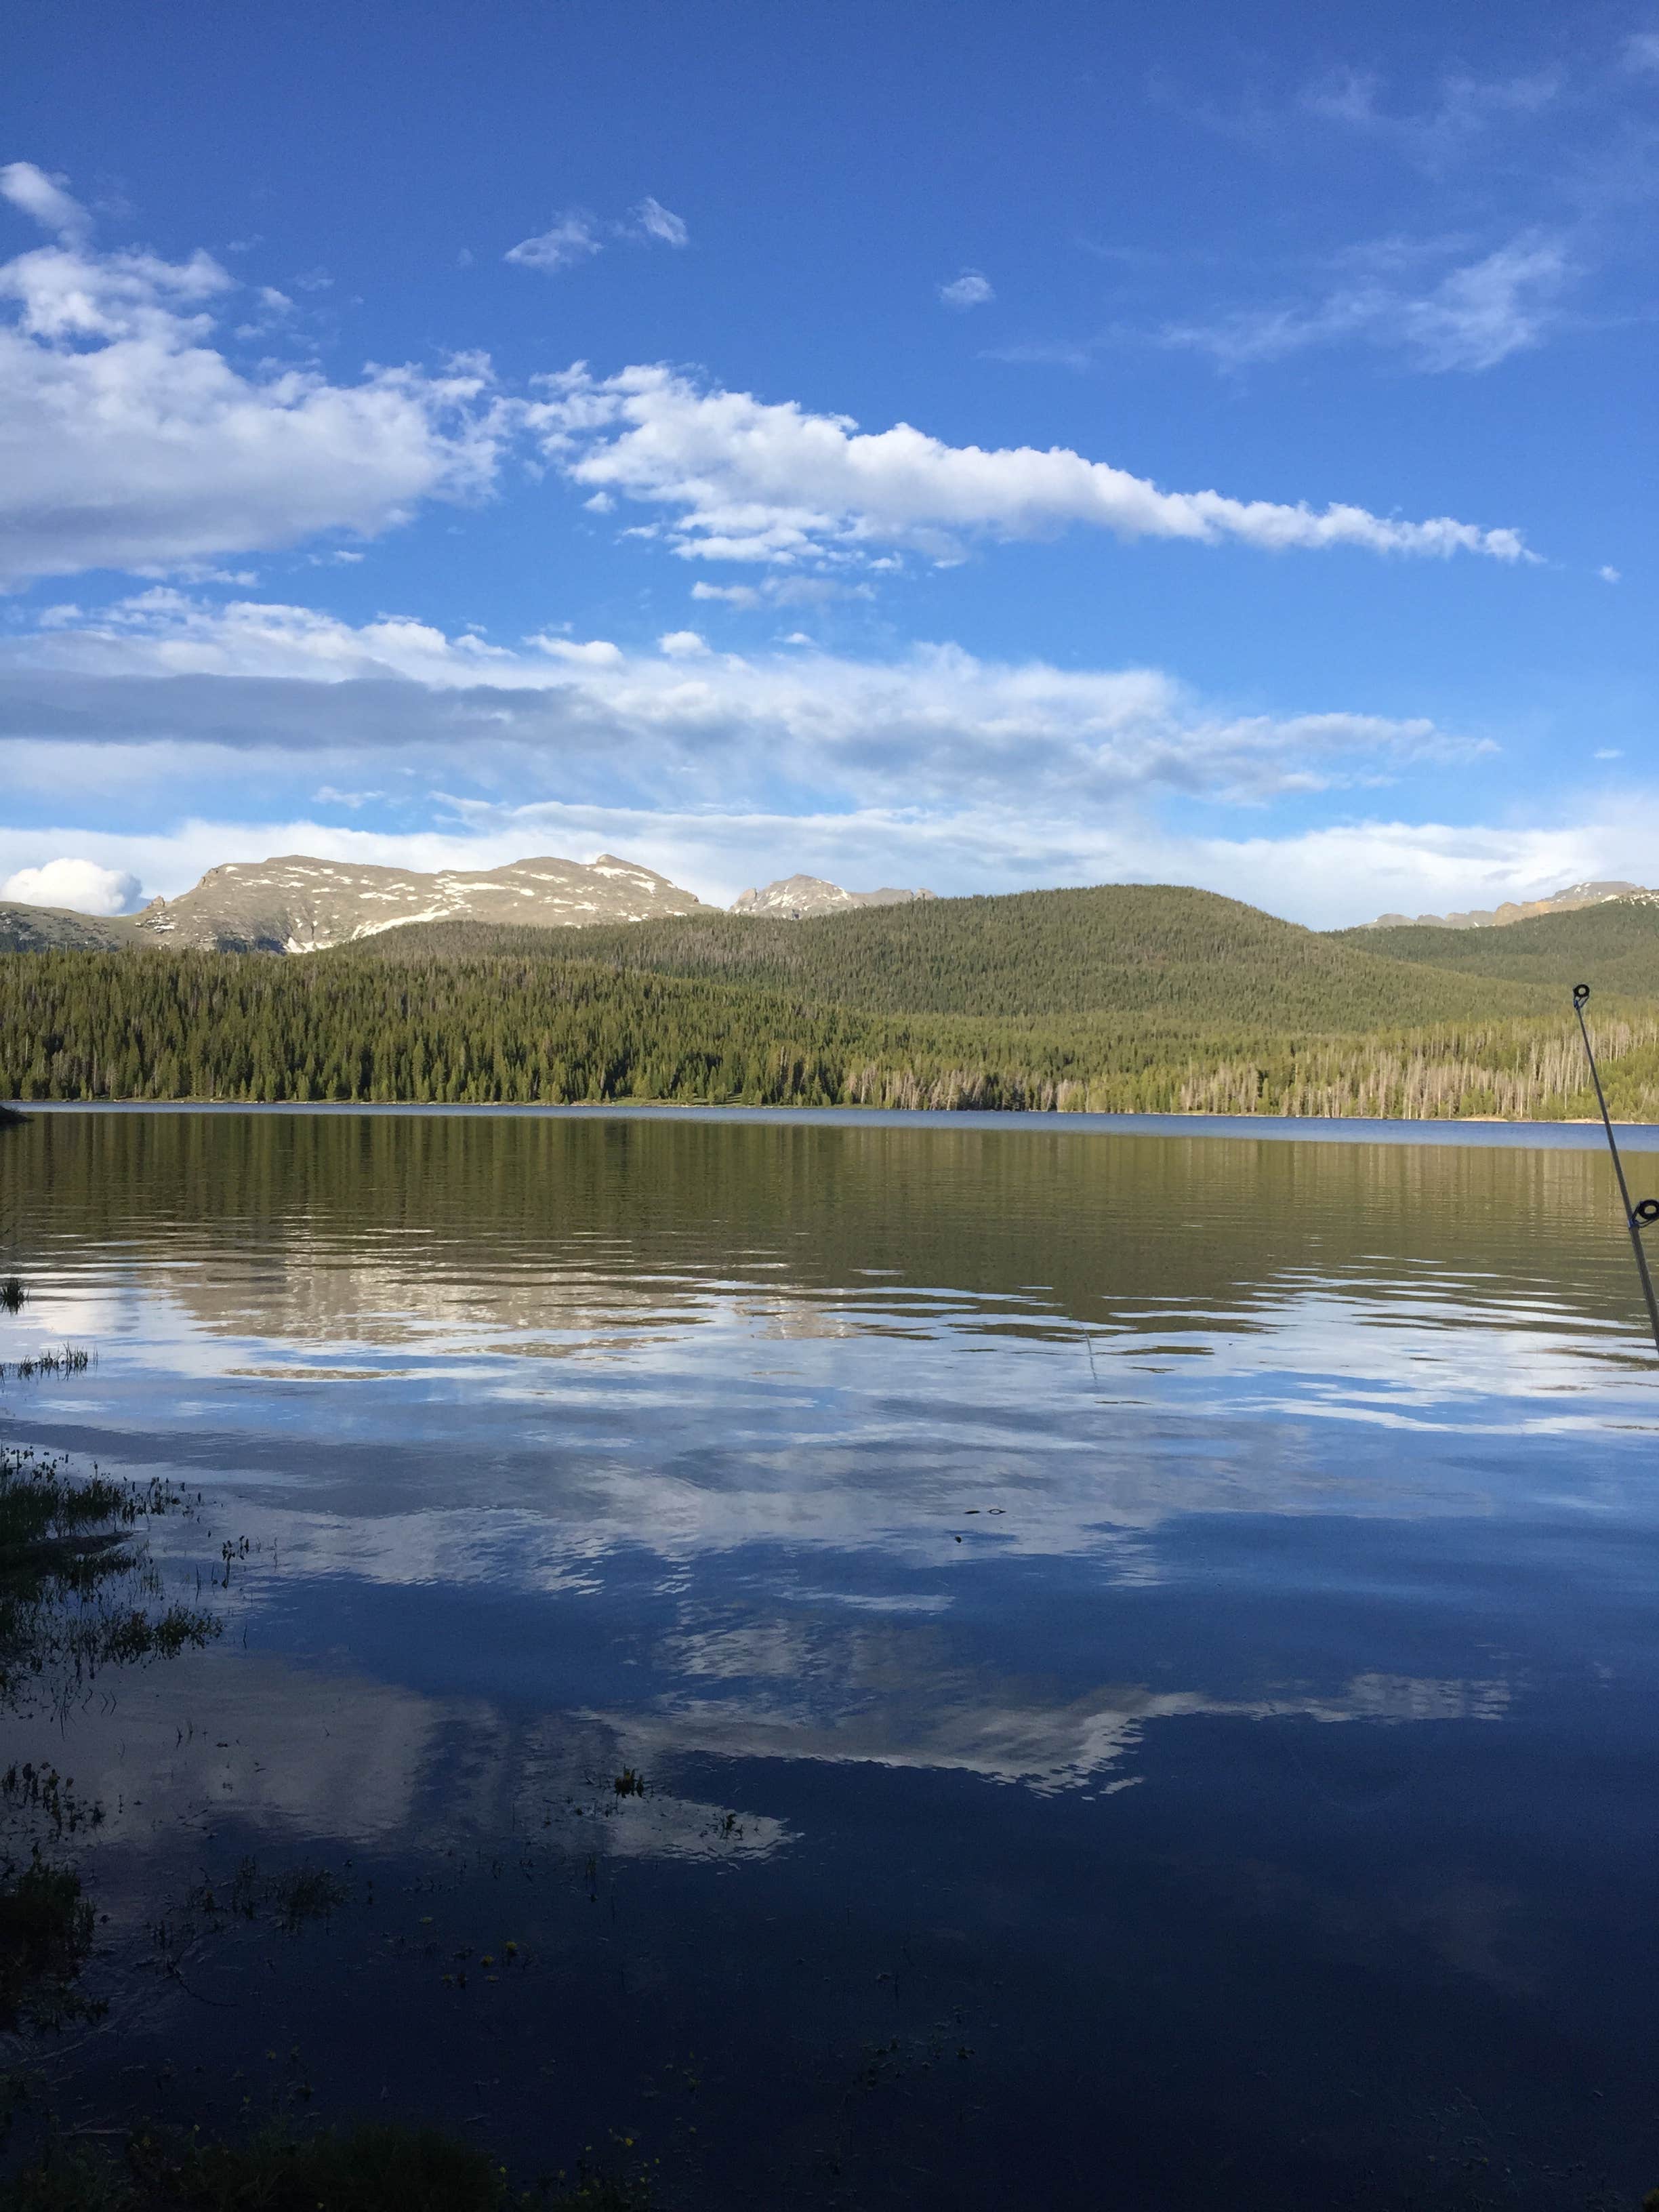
top-left (0, 1853), bottom-right (97, 2034)
top-left (0, 1449), bottom-right (218, 1712)
top-left (0, 2123), bottom-right (652, 2209)
top-left (188, 1858), bottom-right (349, 1934)
top-left (0, 1281), bottom-right (24, 1314)
top-left (2, 1349), bottom-right (91, 1382)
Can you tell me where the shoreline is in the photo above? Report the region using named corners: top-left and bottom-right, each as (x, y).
top-left (6, 1099), bottom-right (1658, 1151)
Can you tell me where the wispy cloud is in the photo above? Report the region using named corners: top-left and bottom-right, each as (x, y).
top-left (1160, 231), bottom-right (1574, 374)
top-left (504, 211), bottom-right (605, 274)
top-left (938, 269), bottom-right (994, 309)
top-left (529, 362), bottom-right (1534, 566)
top-left (506, 198), bottom-right (689, 275)
top-left (632, 196), bottom-right (689, 248)
top-left (1300, 66), bottom-right (1560, 171)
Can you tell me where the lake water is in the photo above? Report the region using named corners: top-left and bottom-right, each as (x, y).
top-left (3, 1107), bottom-right (1659, 2208)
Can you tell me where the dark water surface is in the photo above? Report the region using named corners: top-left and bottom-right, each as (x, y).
top-left (3, 1109), bottom-right (1658, 2208)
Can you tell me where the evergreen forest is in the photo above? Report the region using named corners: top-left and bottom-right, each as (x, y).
top-left (0, 876), bottom-right (1654, 1115)
top-left (2, 884), bottom-right (1657, 1118)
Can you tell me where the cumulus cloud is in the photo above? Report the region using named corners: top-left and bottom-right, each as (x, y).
top-left (0, 160), bottom-right (88, 241)
top-left (1161, 232), bottom-right (1574, 375)
top-left (528, 363), bottom-right (1532, 566)
top-left (0, 191), bottom-right (508, 586)
top-left (939, 270), bottom-right (994, 309)
top-left (1, 855), bottom-right (142, 914)
top-left (506, 198), bottom-right (689, 274)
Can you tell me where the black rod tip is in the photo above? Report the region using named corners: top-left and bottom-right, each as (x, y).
top-left (1573, 983), bottom-right (1591, 1007)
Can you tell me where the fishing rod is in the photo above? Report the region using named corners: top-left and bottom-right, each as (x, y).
top-left (1572, 983), bottom-right (1659, 1359)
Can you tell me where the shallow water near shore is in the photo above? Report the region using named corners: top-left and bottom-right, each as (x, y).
top-left (2, 1107), bottom-right (1658, 2207)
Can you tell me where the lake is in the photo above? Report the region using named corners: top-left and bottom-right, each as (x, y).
top-left (2, 1106), bottom-right (1658, 2208)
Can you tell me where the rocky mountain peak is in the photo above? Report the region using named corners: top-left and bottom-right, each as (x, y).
top-left (122, 851), bottom-right (706, 952)
top-left (731, 875), bottom-right (937, 920)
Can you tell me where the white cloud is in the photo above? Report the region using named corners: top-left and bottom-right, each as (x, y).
top-left (0, 592), bottom-right (1486, 870)
top-left (529, 633), bottom-right (623, 667)
top-left (0, 161), bottom-right (88, 241)
top-left (632, 197), bottom-right (689, 248)
top-left (1599, 565), bottom-right (1621, 583)
top-left (1594, 747), bottom-right (1623, 760)
top-left (529, 363), bottom-right (1532, 566)
top-left (1161, 232), bottom-right (1573, 375)
top-left (506, 198), bottom-right (689, 275)
top-left (1, 855), bottom-right (141, 914)
top-left (504, 211), bottom-right (605, 274)
top-left (939, 270), bottom-right (994, 309)
top-left (691, 575), bottom-right (870, 608)
top-left (0, 201), bottom-right (508, 586)
top-left (1624, 31), bottom-right (1659, 70)
top-left (657, 628), bottom-right (708, 657)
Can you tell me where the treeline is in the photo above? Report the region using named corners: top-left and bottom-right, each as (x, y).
top-left (3, 947), bottom-right (1658, 1119)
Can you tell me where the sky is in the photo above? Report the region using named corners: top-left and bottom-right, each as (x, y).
top-left (1, 0), bottom-right (1655, 927)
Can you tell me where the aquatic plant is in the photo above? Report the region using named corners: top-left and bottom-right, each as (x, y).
top-left (0, 1449), bottom-right (218, 1711)
top-left (0, 1280), bottom-right (25, 1313)
top-left (1, 1350), bottom-right (91, 1382)
top-left (0, 1851), bottom-right (97, 2034)
top-left (186, 1859), bottom-right (349, 1935)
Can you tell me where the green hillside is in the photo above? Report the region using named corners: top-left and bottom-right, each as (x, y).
top-left (366, 884), bottom-right (1563, 1031)
top-left (1328, 898), bottom-right (1659, 995)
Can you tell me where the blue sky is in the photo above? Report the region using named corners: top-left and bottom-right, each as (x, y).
top-left (1, 0), bottom-right (1654, 925)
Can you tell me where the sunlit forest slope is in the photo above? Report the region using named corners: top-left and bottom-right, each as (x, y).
top-left (371, 885), bottom-right (1566, 1027)
top-left (3, 880), bottom-right (1658, 1116)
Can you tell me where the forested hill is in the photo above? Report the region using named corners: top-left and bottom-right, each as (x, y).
top-left (362, 884), bottom-right (1564, 1031)
top-left (1328, 899), bottom-right (1659, 994)
top-left (5, 882), bottom-right (1657, 1118)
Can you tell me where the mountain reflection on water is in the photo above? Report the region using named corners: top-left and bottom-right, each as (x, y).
top-left (2, 1109), bottom-right (1658, 2209)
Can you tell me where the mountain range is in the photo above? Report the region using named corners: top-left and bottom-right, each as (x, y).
top-left (1364, 879), bottom-right (1659, 930)
top-left (1, 850), bottom-right (1657, 972)
top-left (0, 855), bottom-right (933, 954)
